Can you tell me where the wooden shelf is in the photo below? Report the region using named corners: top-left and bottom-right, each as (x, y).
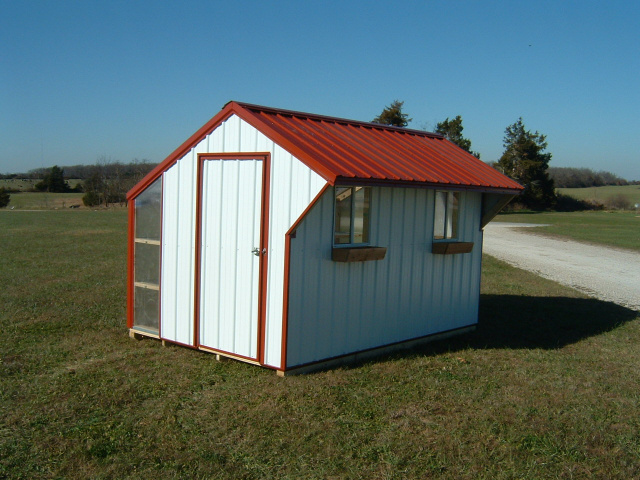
top-left (432, 241), bottom-right (474, 255)
top-left (332, 246), bottom-right (387, 262)
top-left (135, 238), bottom-right (161, 246)
top-left (134, 281), bottom-right (160, 291)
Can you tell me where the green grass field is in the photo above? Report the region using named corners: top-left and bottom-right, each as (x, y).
top-left (558, 184), bottom-right (640, 207)
top-left (5, 192), bottom-right (85, 210)
top-left (495, 210), bottom-right (640, 251)
top-left (1, 210), bottom-right (639, 479)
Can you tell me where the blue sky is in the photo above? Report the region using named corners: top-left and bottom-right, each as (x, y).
top-left (1, 1), bottom-right (639, 180)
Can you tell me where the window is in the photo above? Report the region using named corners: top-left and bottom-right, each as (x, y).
top-left (334, 186), bottom-right (371, 246)
top-left (133, 177), bottom-right (162, 334)
top-left (434, 190), bottom-right (459, 240)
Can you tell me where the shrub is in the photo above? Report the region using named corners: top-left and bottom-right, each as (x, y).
top-left (82, 191), bottom-right (101, 207)
top-left (605, 194), bottom-right (631, 210)
top-left (0, 187), bottom-right (9, 208)
top-left (555, 193), bottom-right (603, 212)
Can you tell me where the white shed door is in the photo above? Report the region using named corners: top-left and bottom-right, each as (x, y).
top-left (198, 158), bottom-right (266, 360)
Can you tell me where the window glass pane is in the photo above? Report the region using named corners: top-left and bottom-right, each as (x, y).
top-left (135, 242), bottom-right (160, 285)
top-left (449, 192), bottom-right (459, 239)
top-left (134, 286), bottom-right (159, 332)
top-left (134, 177), bottom-right (161, 333)
top-left (434, 191), bottom-right (446, 239)
top-left (334, 187), bottom-right (352, 244)
top-left (135, 178), bottom-right (162, 241)
top-left (353, 187), bottom-right (370, 243)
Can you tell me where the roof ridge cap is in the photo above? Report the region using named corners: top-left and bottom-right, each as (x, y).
top-left (229, 101), bottom-right (444, 139)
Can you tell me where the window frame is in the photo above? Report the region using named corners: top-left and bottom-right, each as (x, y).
top-left (433, 190), bottom-right (460, 241)
top-left (333, 185), bottom-right (371, 247)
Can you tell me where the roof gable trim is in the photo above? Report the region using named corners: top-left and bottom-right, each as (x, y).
top-left (127, 105), bottom-right (237, 200)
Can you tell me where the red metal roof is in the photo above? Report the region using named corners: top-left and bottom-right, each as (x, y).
top-left (128, 101), bottom-right (522, 200)
top-left (233, 102), bottom-right (522, 193)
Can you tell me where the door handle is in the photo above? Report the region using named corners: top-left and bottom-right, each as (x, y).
top-left (252, 248), bottom-right (267, 257)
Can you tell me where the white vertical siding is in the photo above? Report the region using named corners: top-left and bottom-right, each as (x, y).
top-left (160, 158), bottom-right (197, 346)
top-left (199, 159), bottom-right (262, 358)
top-left (286, 187), bottom-right (483, 368)
top-left (158, 114), bottom-right (325, 367)
top-left (263, 144), bottom-right (327, 366)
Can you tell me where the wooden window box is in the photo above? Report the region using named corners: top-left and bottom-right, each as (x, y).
top-left (332, 246), bottom-right (387, 262)
top-left (432, 241), bottom-right (474, 255)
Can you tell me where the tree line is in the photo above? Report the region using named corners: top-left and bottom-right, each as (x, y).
top-left (1, 159), bottom-right (156, 182)
top-left (372, 100), bottom-right (635, 210)
top-left (2, 103), bottom-right (634, 211)
top-left (78, 160), bottom-right (156, 206)
top-left (0, 160), bottom-right (157, 208)
top-left (547, 167), bottom-right (631, 188)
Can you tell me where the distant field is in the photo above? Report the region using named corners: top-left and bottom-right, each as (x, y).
top-left (0, 178), bottom-right (83, 192)
top-left (558, 184), bottom-right (640, 207)
top-left (6, 192), bottom-right (85, 210)
top-left (495, 210), bottom-right (639, 251)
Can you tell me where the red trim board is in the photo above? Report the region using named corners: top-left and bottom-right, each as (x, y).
top-left (280, 183), bottom-right (330, 370)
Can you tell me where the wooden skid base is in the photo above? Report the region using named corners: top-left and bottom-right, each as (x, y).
top-left (130, 326), bottom-right (476, 377)
top-left (129, 329), bottom-right (160, 340)
top-left (129, 330), bottom-right (145, 340)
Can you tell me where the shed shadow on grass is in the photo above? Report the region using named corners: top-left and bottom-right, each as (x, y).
top-left (335, 295), bottom-right (638, 373)
top-left (451, 295), bottom-right (637, 352)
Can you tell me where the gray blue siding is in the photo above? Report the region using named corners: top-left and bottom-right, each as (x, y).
top-left (286, 187), bottom-right (483, 368)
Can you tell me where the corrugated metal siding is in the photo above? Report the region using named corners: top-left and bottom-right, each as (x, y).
top-left (157, 113), bottom-right (326, 367)
top-left (286, 187), bottom-right (483, 368)
top-left (160, 160), bottom-right (197, 346)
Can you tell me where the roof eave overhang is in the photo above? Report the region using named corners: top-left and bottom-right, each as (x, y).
top-left (334, 176), bottom-right (524, 195)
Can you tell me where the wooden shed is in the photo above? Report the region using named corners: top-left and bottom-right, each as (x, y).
top-left (126, 101), bottom-right (523, 375)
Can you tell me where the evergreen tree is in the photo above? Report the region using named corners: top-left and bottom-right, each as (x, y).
top-left (435, 116), bottom-right (480, 158)
top-left (35, 165), bottom-right (70, 192)
top-left (0, 187), bottom-right (10, 208)
top-left (497, 118), bottom-right (556, 210)
top-left (372, 100), bottom-right (412, 127)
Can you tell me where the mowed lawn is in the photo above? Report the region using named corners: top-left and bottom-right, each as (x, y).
top-left (4, 192), bottom-right (84, 210)
top-left (494, 210), bottom-right (640, 251)
top-left (1, 210), bottom-right (639, 479)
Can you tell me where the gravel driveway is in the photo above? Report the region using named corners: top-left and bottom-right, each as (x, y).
top-left (483, 222), bottom-right (640, 311)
